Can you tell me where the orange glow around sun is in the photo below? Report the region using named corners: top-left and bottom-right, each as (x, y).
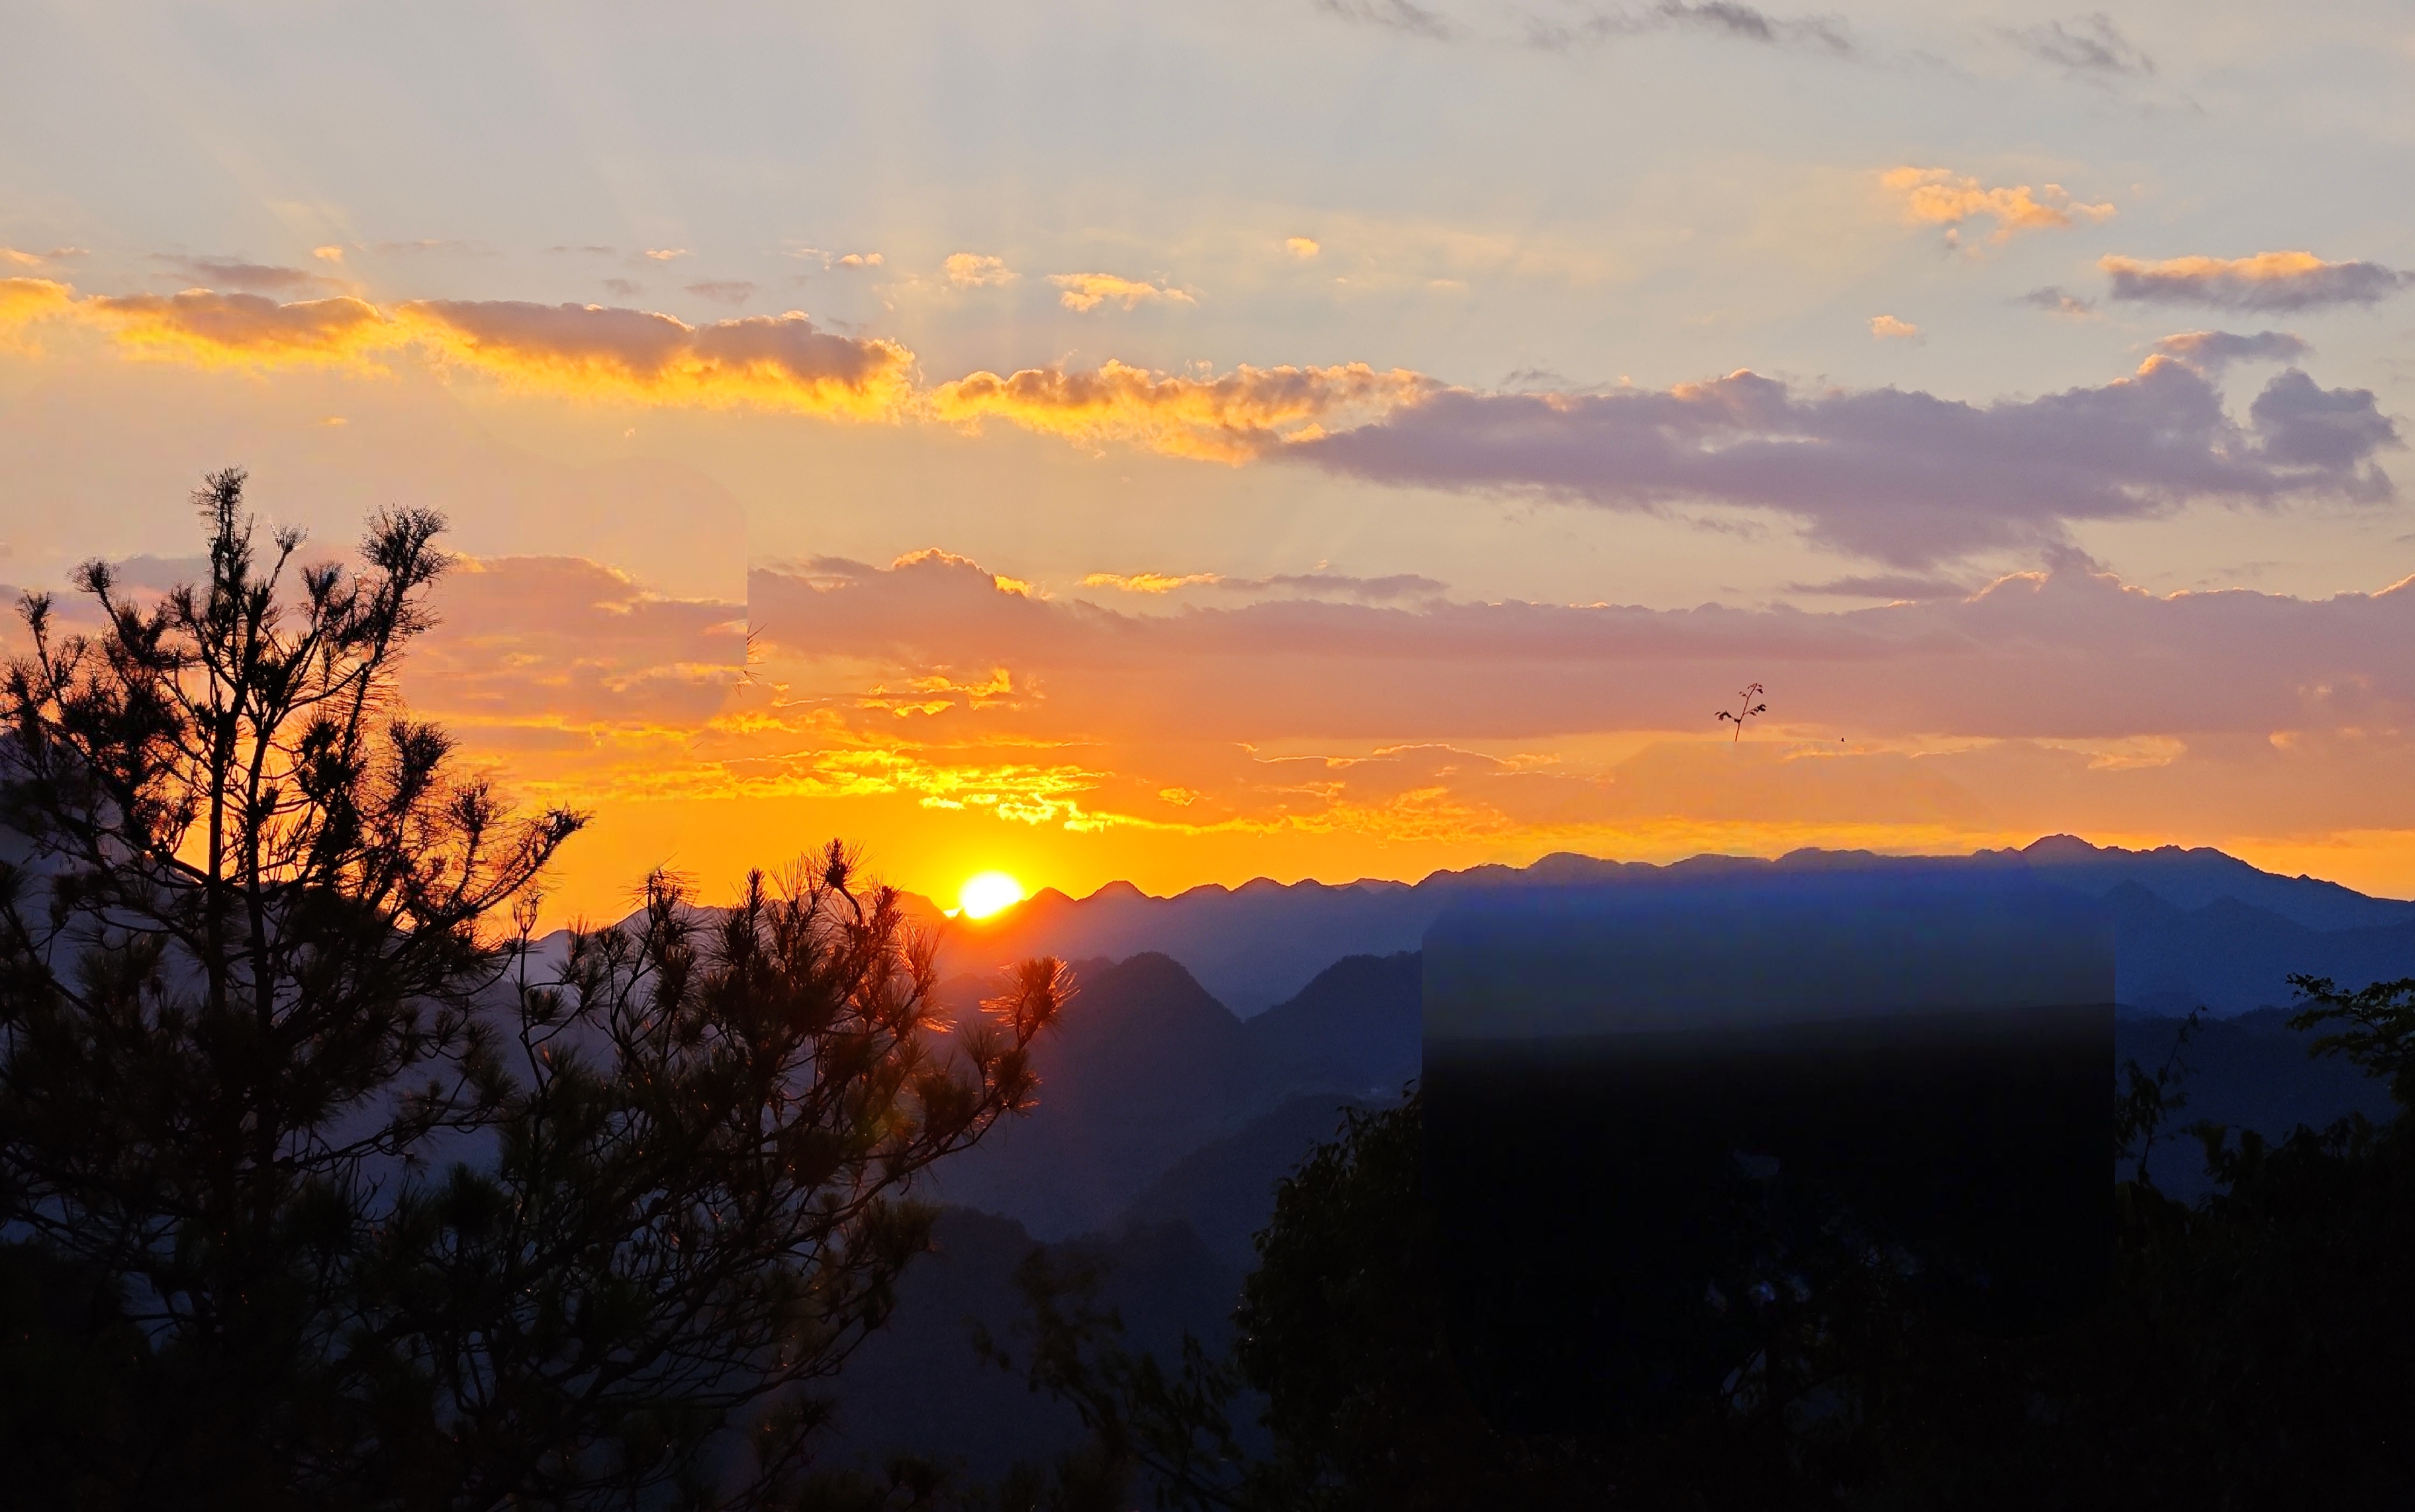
top-left (955, 871), bottom-right (1027, 920)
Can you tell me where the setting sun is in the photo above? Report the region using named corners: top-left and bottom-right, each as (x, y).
top-left (956, 871), bottom-right (1027, 920)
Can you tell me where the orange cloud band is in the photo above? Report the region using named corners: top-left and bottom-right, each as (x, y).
top-left (927, 358), bottom-right (1432, 461)
top-left (9, 277), bottom-right (1436, 447)
top-left (2108, 252), bottom-right (2328, 283)
top-left (89, 289), bottom-right (396, 367)
top-left (0, 278), bottom-right (914, 418)
top-left (394, 301), bottom-right (916, 418)
top-left (2099, 252), bottom-right (2409, 310)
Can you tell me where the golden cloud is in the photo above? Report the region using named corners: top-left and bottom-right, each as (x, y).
top-left (944, 252), bottom-right (1017, 288)
top-left (0, 276), bottom-right (76, 337)
top-left (0, 276), bottom-right (918, 418)
top-left (80, 289), bottom-right (396, 367)
top-left (1868, 314), bottom-right (1922, 341)
top-left (927, 359), bottom-right (1433, 461)
top-left (394, 301), bottom-right (915, 417)
top-left (1882, 166), bottom-right (2114, 244)
top-left (1081, 571), bottom-right (1224, 593)
top-left (1049, 273), bottom-right (1196, 312)
top-left (1285, 236), bottom-right (1321, 259)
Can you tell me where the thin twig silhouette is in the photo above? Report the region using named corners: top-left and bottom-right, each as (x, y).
top-left (1717, 683), bottom-right (1768, 743)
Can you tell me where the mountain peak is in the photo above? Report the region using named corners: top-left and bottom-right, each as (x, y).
top-left (2022, 834), bottom-right (2103, 859)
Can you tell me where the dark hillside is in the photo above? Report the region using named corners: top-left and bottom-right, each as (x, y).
top-left (921, 951), bottom-right (1421, 1239)
top-left (1121, 1094), bottom-right (1384, 1268)
top-left (820, 1209), bottom-right (1245, 1482)
top-left (1241, 949), bottom-right (1423, 1102)
top-left (2114, 1011), bottom-right (2397, 1201)
top-left (920, 953), bottom-right (1256, 1237)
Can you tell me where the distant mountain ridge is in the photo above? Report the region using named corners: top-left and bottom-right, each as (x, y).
top-left (918, 949), bottom-right (1419, 1239)
top-left (927, 836), bottom-right (2415, 1017)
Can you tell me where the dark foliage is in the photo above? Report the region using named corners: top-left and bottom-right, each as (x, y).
top-left (0, 472), bottom-right (1065, 1510)
top-left (986, 982), bottom-right (2415, 1509)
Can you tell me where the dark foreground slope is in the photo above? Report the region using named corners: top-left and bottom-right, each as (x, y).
top-left (819, 1208), bottom-right (1247, 1482)
top-left (918, 935), bottom-right (2398, 1244)
top-left (1120, 1094), bottom-right (1382, 1268)
top-left (826, 947), bottom-right (2402, 1489)
top-left (2115, 1008), bottom-right (2401, 1201)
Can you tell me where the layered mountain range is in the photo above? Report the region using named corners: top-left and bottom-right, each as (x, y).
top-left (922, 835), bottom-right (2415, 1019)
top-left (816, 836), bottom-right (2410, 1478)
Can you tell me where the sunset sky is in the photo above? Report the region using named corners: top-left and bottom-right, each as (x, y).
top-left (5, 0), bottom-right (2415, 920)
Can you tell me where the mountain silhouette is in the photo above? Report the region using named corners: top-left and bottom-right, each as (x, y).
top-left (924, 836), bottom-right (2415, 1016)
top-left (920, 950), bottom-right (1420, 1240)
top-left (920, 952), bottom-right (1260, 1238)
top-left (1120, 1093), bottom-right (1383, 1268)
top-left (835, 843), bottom-right (2408, 1472)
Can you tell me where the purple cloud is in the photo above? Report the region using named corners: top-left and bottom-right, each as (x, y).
top-left (1285, 359), bottom-right (2399, 567)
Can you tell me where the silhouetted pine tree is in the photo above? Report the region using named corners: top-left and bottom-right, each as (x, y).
top-left (0, 471), bottom-right (1066, 1511)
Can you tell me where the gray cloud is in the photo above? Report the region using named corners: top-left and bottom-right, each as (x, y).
top-left (372, 240), bottom-right (488, 257)
top-left (2003, 14), bottom-right (2153, 77)
top-left (2252, 369), bottom-right (2402, 471)
top-left (2017, 286), bottom-right (2097, 319)
top-left (1223, 571), bottom-right (1447, 602)
top-left (686, 279), bottom-right (759, 307)
top-left (1286, 359), bottom-right (2400, 567)
top-left (1529, 1), bottom-right (1854, 55)
top-left (1316, 0), bottom-right (1454, 40)
top-left (1659, 1), bottom-right (1850, 52)
top-left (1501, 366), bottom-right (1576, 391)
top-left (2104, 253), bottom-right (2411, 312)
top-left (148, 255), bottom-right (332, 295)
top-left (2150, 330), bottom-right (2311, 373)
top-left (1787, 574), bottom-right (1971, 600)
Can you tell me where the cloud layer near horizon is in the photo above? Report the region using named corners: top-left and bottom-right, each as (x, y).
top-left (26, 538), bottom-right (2415, 918)
top-left (753, 547), bottom-right (2415, 746)
top-left (320, 540), bottom-right (2408, 905)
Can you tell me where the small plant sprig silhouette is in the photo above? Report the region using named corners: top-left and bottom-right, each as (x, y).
top-left (1717, 683), bottom-right (1768, 742)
